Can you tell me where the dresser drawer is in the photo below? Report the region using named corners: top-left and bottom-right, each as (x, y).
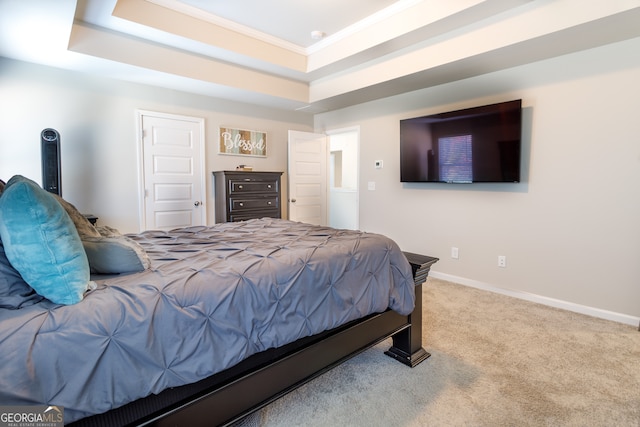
top-left (230, 196), bottom-right (279, 212)
top-left (229, 180), bottom-right (278, 194)
top-left (229, 210), bottom-right (280, 222)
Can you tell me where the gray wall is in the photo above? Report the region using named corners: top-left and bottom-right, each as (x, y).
top-left (1, 34), bottom-right (639, 321)
top-left (315, 37), bottom-right (640, 320)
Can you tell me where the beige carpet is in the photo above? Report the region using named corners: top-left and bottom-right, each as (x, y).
top-left (246, 278), bottom-right (640, 426)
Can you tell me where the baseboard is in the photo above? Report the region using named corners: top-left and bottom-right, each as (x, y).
top-left (429, 271), bottom-right (640, 328)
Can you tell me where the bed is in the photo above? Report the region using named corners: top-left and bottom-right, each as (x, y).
top-left (0, 176), bottom-right (437, 426)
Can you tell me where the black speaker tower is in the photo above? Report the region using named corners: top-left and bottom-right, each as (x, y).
top-left (41, 128), bottom-right (61, 196)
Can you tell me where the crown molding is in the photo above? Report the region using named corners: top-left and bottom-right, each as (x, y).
top-left (306, 0), bottom-right (421, 54)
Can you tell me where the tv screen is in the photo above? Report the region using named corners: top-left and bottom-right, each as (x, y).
top-left (400, 99), bottom-right (522, 183)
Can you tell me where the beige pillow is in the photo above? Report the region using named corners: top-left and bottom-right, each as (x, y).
top-left (52, 194), bottom-right (101, 239)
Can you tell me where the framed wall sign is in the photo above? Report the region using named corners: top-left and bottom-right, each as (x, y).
top-left (219, 127), bottom-right (267, 157)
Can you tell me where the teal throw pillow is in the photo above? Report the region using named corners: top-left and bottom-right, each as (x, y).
top-left (82, 234), bottom-right (151, 274)
top-left (0, 175), bottom-right (91, 305)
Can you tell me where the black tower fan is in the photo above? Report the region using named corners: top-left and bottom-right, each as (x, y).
top-left (41, 128), bottom-right (61, 196)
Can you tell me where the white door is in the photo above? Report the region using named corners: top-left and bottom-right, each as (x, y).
top-left (139, 111), bottom-right (205, 231)
top-left (288, 130), bottom-right (328, 226)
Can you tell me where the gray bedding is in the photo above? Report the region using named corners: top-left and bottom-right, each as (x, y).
top-left (0, 218), bottom-right (414, 423)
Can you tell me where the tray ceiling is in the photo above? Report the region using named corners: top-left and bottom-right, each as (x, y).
top-left (1, 0), bottom-right (639, 113)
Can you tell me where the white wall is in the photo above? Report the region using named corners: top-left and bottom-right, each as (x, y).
top-left (329, 131), bottom-right (358, 190)
top-left (0, 58), bottom-right (313, 232)
top-left (329, 129), bottom-right (359, 230)
top-left (315, 37), bottom-right (640, 320)
top-left (329, 189), bottom-right (358, 230)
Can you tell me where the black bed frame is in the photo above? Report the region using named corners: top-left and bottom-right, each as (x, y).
top-left (70, 253), bottom-right (437, 427)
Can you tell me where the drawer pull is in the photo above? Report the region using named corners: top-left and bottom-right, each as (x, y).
top-left (267, 201), bottom-right (272, 205)
top-left (238, 185), bottom-right (243, 189)
top-left (267, 185), bottom-right (272, 188)
top-left (239, 202), bottom-right (244, 207)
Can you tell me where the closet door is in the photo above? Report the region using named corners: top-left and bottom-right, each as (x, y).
top-left (139, 111), bottom-right (205, 231)
top-left (288, 130), bottom-right (327, 226)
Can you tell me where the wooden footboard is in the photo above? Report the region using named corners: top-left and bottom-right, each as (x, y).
top-left (385, 252), bottom-right (439, 367)
top-left (70, 252), bottom-right (438, 427)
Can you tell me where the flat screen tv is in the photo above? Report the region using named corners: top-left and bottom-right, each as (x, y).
top-left (400, 99), bottom-right (522, 183)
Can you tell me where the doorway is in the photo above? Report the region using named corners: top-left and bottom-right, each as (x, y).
top-left (328, 127), bottom-right (359, 230)
top-left (287, 127), bottom-right (359, 230)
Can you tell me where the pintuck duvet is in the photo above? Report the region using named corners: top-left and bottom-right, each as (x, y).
top-left (0, 218), bottom-right (415, 423)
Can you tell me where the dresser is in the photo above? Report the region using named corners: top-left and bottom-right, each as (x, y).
top-left (213, 171), bottom-right (283, 223)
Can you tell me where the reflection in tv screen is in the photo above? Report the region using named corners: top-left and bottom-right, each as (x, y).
top-left (438, 135), bottom-right (473, 183)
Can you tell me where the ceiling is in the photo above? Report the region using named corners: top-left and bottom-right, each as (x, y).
top-left (173, 0), bottom-right (403, 48)
top-left (1, 0), bottom-right (640, 114)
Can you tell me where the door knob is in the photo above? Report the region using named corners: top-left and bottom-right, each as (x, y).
top-left (194, 201), bottom-right (201, 207)
top-left (290, 198), bottom-right (297, 203)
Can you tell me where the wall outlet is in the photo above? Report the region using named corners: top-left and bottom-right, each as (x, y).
top-left (451, 247), bottom-right (459, 259)
top-left (498, 255), bottom-right (507, 268)
top-left (367, 181), bottom-right (376, 190)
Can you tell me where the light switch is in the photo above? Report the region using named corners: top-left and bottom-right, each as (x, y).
top-left (374, 160), bottom-right (383, 169)
top-left (368, 181), bottom-right (376, 190)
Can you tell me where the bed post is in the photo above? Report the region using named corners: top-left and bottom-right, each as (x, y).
top-left (385, 253), bottom-right (438, 367)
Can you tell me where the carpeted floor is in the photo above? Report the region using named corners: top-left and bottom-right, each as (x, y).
top-left (243, 278), bottom-right (640, 426)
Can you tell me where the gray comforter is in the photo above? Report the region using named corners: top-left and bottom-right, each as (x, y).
top-left (0, 218), bottom-right (414, 422)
